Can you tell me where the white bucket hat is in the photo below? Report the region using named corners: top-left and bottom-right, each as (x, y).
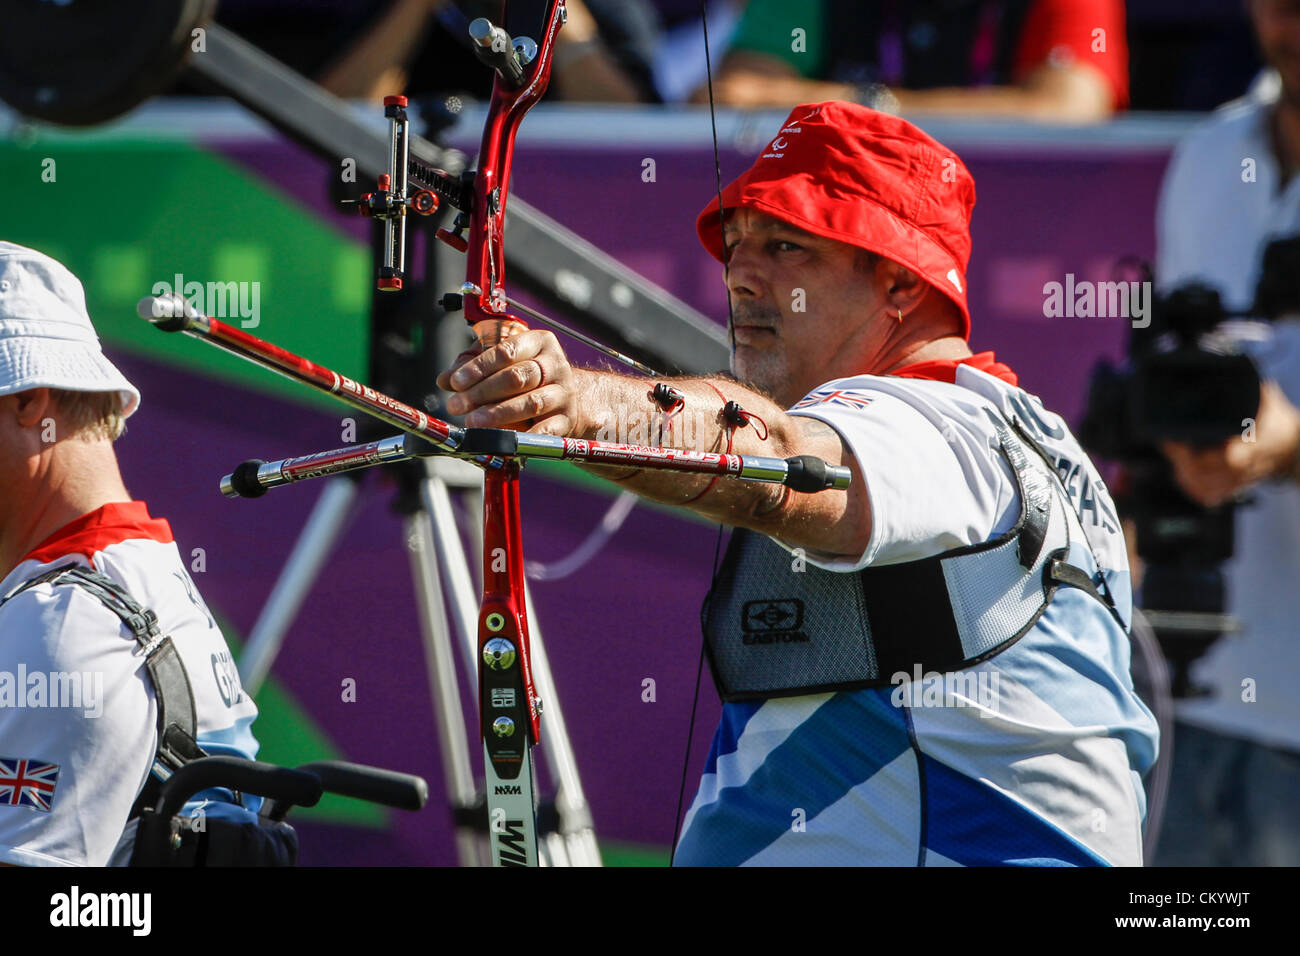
top-left (0, 241), bottom-right (140, 418)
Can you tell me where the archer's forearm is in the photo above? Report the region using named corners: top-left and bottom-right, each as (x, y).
top-left (571, 368), bottom-right (795, 523)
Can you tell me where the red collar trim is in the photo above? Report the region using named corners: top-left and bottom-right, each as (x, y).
top-left (889, 351), bottom-right (1018, 386)
top-left (23, 501), bottom-right (174, 566)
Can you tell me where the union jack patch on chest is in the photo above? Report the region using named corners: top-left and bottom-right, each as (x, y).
top-left (793, 387), bottom-right (874, 411)
top-left (0, 758), bottom-right (60, 812)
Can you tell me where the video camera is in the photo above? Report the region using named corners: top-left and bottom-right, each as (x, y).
top-left (1079, 237), bottom-right (1300, 697)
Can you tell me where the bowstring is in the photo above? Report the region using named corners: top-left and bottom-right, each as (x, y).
top-left (669, 0), bottom-right (734, 867)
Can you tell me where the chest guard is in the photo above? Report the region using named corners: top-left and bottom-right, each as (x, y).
top-left (701, 412), bottom-right (1121, 702)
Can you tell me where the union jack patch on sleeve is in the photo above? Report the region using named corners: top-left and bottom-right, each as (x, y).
top-left (0, 757), bottom-right (60, 812)
top-left (793, 387), bottom-right (874, 411)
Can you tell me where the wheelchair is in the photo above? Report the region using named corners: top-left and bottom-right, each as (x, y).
top-left (128, 756), bottom-right (428, 867)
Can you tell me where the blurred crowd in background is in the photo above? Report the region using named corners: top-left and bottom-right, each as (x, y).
top-left (171, 0), bottom-right (1264, 118)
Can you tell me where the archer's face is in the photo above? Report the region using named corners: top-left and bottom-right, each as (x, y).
top-left (721, 208), bottom-right (889, 406)
top-left (1253, 0), bottom-right (1300, 107)
top-left (0, 394), bottom-right (39, 535)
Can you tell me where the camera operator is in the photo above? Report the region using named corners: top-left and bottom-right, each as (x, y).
top-left (1151, 0), bottom-right (1300, 866)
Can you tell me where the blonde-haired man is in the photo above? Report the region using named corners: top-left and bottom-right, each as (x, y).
top-left (0, 241), bottom-right (261, 866)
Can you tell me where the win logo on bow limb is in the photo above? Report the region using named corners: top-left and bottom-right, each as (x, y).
top-left (497, 820), bottom-right (530, 866)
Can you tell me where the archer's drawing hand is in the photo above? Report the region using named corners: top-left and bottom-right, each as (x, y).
top-left (436, 321), bottom-right (584, 436)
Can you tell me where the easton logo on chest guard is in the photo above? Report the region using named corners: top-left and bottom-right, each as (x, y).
top-left (740, 599), bottom-right (809, 645)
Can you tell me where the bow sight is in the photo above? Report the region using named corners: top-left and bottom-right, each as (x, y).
top-left (342, 92), bottom-right (470, 291)
top-left (345, 12), bottom-right (558, 310)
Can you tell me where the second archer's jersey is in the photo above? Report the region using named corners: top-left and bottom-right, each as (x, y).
top-left (674, 354), bottom-right (1158, 866)
top-left (0, 502), bottom-right (260, 867)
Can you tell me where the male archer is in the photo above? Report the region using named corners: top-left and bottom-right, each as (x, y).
top-left (0, 242), bottom-right (261, 865)
top-left (439, 102), bottom-right (1158, 866)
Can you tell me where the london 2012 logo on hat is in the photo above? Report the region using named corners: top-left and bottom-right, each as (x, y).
top-left (764, 134), bottom-right (794, 159)
top-left (763, 106), bottom-right (820, 159)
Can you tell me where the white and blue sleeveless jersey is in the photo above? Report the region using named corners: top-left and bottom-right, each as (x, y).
top-left (674, 359), bottom-right (1158, 866)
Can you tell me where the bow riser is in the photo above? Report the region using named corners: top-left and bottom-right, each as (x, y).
top-left (463, 1), bottom-right (567, 333)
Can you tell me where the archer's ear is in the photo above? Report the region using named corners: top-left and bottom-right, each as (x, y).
top-left (881, 259), bottom-right (930, 313)
top-left (10, 388), bottom-right (56, 428)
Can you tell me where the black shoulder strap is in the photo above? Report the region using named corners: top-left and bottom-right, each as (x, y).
top-left (1001, 415), bottom-right (1126, 628)
top-left (0, 564), bottom-right (207, 813)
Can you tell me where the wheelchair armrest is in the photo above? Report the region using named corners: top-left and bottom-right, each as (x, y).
top-left (155, 756), bottom-right (323, 819)
top-left (264, 761), bottom-right (429, 820)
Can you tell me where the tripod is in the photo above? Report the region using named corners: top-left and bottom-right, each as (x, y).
top-left (236, 454), bottom-right (601, 866)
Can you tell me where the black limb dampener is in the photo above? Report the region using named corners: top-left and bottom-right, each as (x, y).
top-left (783, 455), bottom-right (845, 493)
top-left (223, 460), bottom-right (270, 499)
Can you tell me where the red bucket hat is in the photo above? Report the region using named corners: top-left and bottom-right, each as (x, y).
top-left (696, 102), bottom-right (976, 338)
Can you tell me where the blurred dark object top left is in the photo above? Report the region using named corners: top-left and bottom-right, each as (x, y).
top-left (0, 0), bottom-right (216, 125)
